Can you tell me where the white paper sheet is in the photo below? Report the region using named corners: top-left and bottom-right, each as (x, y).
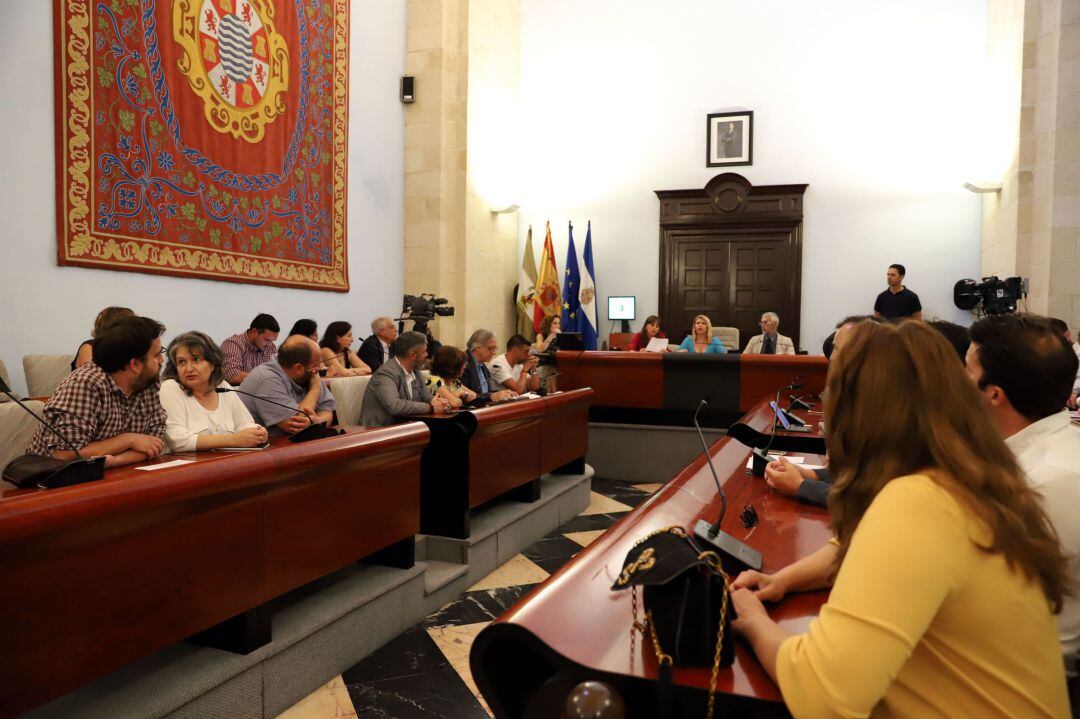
top-left (134, 459), bottom-right (195, 471)
top-left (646, 337), bottom-right (669, 353)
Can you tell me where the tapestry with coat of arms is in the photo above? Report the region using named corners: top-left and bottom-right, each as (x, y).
top-left (55, 0), bottom-right (350, 290)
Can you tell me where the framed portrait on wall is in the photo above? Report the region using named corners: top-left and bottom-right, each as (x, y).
top-left (706, 111), bottom-right (753, 167)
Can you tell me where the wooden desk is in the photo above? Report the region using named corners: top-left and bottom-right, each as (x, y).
top-left (416, 389), bottom-right (593, 538)
top-left (556, 351), bottom-right (828, 427)
top-left (0, 424), bottom-right (428, 718)
top-left (470, 398), bottom-right (831, 718)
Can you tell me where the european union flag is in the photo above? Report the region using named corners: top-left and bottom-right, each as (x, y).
top-left (561, 222), bottom-right (581, 333)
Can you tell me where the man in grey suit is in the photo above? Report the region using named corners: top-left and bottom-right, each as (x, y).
top-left (360, 331), bottom-right (451, 427)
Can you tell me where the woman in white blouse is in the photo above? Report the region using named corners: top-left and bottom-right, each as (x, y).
top-left (160, 331), bottom-right (268, 452)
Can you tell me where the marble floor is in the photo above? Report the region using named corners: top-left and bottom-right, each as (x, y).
top-left (276, 476), bottom-right (659, 719)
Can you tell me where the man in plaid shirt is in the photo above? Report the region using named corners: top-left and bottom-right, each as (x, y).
top-left (26, 316), bottom-right (168, 469)
top-left (221, 313), bottom-right (280, 384)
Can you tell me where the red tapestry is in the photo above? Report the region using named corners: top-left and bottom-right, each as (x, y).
top-left (55, 0), bottom-right (350, 291)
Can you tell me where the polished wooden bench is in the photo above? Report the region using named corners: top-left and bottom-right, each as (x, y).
top-left (0, 423), bottom-right (428, 718)
top-left (416, 388), bottom-right (593, 538)
top-left (470, 396), bottom-right (831, 718)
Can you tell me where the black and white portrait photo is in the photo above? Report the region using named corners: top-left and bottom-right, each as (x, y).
top-left (707, 111), bottom-right (753, 167)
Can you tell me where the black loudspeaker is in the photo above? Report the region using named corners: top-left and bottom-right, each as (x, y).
top-left (401, 75), bottom-right (415, 103)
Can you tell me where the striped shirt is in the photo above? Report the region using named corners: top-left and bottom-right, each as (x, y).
top-left (221, 332), bottom-right (277, 383)
top-left (25, 363), bottom-right (166, 456)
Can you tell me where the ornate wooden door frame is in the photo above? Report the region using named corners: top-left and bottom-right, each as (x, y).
top-left (656, 174), bottom-right (809, 347)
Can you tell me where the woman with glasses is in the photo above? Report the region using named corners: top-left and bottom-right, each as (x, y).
top-left (160, 331), bottom-right (267, 452)
top-left (730, 320), bottom-right (1069, 717)
top-left (677, 314), bottom-right (726, 353)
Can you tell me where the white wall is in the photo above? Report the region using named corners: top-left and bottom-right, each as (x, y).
top-left (518, 0), bottom-right (988, 352)
top-left (0, 1), bottom-right (406, 395)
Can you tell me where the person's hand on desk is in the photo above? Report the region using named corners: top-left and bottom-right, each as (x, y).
top-left (430, 397), bottom-right (452, 414)
top-left (492, 389), bottom-right (516, 402)
top-left (764, 457), bottom-right (817, 497)
top-left (461, 387), bottom-right (478, 403)
top-left (278, 413), bottom-right (312, 435)
top-left (126, 433), bottom-right (165, 460)
top-left (233, 426), bottom-right (269, 447)
top-left (731, 570), bottom-right (789, 602)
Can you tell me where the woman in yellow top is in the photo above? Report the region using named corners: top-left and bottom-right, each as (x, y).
top-left (731, 320), bottom-right (1070, 718)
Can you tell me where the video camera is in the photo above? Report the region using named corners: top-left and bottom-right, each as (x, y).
top-left (399, 293), bottom-right (455, 333)
top-left (953, 276), bottom-right (1028, 316)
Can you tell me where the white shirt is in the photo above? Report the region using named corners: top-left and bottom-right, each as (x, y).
top-left (160, 379), bottom-right (261, 452)
top-left (1072, 342), bottom-right (1080, 393)
top-left (381, 339), bottom-right (391, 365)
top-left (1006, 410), bottom-right (1080, 658)
top-left (396, 358), bottom-right (414, 399)
top-left (488, 353), bottom-right (523, 389)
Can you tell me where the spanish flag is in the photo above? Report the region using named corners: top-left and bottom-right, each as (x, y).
top-left (533, 222), bottom-right (561, 333)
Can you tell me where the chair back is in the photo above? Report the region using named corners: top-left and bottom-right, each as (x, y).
top-left (608, 333), bottom-right (635, 351)
top-left (0, 400), bottom-right (45, 472)
top-left (23, 355), bottom-right (75, 398)
top-left (711, 327), bottom-right (740, 352)
top-left (0, 359), bottom-right (11, 402)
top-left (325, 375), bottom-right (373, 426)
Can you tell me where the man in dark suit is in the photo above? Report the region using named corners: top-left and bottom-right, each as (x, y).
top-left (462, 329), bottom-right (514, 401)
top-left (358, 316), bottom-right (398, 373)
top-left (360, 331), bottom-right (450, 427)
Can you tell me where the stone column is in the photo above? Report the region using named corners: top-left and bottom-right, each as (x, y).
top-left (984, 0), bottom-right (1080, 327)
top-left (403, 0), bottom-right (519, 348)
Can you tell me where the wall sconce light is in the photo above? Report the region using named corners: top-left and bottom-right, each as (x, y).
top-left (491, 204), bottom-right (520, 214)
top-left (963, 181), bottom-right (1002, 194)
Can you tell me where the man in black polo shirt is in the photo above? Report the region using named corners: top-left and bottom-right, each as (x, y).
top-left (874, 263), bottom-right (922, 320)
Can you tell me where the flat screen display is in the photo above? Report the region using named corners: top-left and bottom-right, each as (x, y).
top-left (769, 401), bottom-right (791, 430)
top-left (607, 296), bottom-right (636, 321)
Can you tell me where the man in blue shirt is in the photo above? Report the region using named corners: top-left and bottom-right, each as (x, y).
top-left (238, 336), bottom-right (336, 437)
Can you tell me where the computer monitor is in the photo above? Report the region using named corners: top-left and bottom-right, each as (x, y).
top-left (555, 332), bottom-right (584, 351)
top-left (607, 296), bottom-right (636, 321)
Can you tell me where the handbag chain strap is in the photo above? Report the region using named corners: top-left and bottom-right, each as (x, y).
top-left (626, 529), bottom-right (732, 719)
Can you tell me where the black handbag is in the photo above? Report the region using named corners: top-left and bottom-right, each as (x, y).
top-left (611, 525), bottom-right (736, 719)
top-left (2, 454), bottom-right (106, 489)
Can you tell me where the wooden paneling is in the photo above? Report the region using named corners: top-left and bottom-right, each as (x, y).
top-left (736, 355), bottom-right (829, 412)
top-left (468, 402), bottom-right (544, 508)
top-left (657, 174), bottom-right (807, 348)
top-left (0, 424), bottom-right (428, 718)
top-left (555, 351), bottom-right (663, 409)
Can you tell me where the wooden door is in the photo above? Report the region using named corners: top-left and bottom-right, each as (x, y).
top-left (657, 174), bottom-right (807, 350)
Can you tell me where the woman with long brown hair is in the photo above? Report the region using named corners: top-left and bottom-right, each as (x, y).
top-left (731, 320), bottom-right (1070, 717)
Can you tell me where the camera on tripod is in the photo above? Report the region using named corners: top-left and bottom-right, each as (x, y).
top-left (953, 276), bottom-right (1028, 316)
top-left (399, 294), bottom-right (455, 333)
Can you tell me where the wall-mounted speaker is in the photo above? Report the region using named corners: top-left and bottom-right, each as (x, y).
top-left (401, 76), bottom-right (415, 104)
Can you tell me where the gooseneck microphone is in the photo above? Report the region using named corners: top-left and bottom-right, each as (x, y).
top-left (691, 399), bottom-right (763, 573)
top-left (217, 387), bottom-right (342, 443)
top-left (0, 376), bottom-right (106, 489)
top-left (216, 386), bottom-right (314, 426)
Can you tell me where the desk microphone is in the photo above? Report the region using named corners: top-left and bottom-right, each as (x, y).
top-left (216, 387), bottom-right (341, 443)
top-left (0, 376), bottom-right (105, 489)
top-left (691, 399), bottom-right (763, 573)
top-left (537, 369), bottom-right (560, 397)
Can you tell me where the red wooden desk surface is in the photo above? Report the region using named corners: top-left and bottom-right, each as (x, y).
top-left (473, 398), bottom-right (831, 713)
top-left (0, 423), bottom-right (428, 718)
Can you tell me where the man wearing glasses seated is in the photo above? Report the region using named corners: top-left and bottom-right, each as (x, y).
top-left (744, 312), bottom-right (795, 355)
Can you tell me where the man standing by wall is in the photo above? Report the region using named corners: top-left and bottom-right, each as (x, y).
top-left (873, 264), bottom-right (922, 320)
